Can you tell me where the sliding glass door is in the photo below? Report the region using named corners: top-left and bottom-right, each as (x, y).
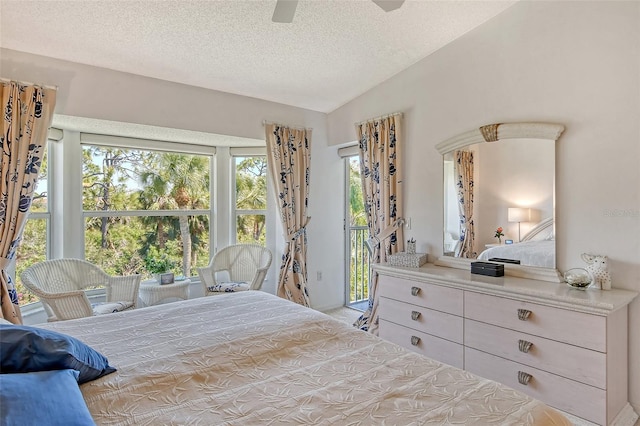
top-left (345, 156), bottom-right (369, 309)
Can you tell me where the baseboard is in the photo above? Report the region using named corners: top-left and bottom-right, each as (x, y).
top-left (611, 403), bottom-right (639, 426)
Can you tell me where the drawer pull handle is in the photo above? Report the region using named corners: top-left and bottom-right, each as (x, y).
top-left (411, 311), bottom-right (421, 321)
top-left (518, 371), bottom-right (532, 386)
top-left (518, 340), bottom-right (533, 353)
top-left (517, 309), bottom-right (532, 321)
top-left (410, 336), bottom-right (420, 346)
top-left (411, 286), bottom-right (421, 296)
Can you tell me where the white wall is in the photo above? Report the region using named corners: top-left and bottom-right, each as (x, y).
top-left (1, 48), bottom-right (346, 312)
top-left (328, 1), bottom-right (640, 411)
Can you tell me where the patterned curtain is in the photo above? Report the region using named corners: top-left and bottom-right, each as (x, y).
top-left (353, 114), bottom-right (403, 334)
top-left (454, 150), bottom-right (476, 258)
top-left (265, 123), bottom-right (311, 307)
top-left (0, 80), bottom-right (56, 324)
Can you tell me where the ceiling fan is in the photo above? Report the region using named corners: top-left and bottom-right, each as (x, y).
top-left (272, 0), bottom-right (405, 23)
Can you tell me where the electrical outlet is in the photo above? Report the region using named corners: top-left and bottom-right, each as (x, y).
top-left (316, 271), bottom-right (322, 281)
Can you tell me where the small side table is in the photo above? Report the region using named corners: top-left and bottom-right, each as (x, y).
top-left (139, 279), bottom-right (190, 307)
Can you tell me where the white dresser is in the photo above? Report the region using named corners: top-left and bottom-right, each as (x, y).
top-left (375, 263), bottom-right (638, 426)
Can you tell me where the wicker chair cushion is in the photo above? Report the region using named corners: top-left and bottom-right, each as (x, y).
top-left (92, 301), bottom-right (134, 316)
top-left (207, 282), bottom-right (250, 293)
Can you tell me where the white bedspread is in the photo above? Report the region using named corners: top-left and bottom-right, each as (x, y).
top-left (477, 240), bottom-right (556, 268)
top-left (41, 291), bottom-right (570, 426)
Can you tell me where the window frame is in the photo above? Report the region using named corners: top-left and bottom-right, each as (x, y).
top-left (342, 150), bottom-right (369, 307)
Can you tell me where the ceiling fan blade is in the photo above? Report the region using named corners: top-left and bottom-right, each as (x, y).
top-left (272, 0), bottom-right (298, 23)
top-left (372, 0), bottom-right (405, 12)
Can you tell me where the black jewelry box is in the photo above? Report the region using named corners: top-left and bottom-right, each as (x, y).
top-left (471, 261), bottom-right (505, 277)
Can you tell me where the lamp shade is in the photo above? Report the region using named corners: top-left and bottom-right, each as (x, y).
top-left (508, 207), bottom-right (532, 223)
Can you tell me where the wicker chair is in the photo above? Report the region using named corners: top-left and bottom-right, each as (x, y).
top-left (20, 259), bottom-right (141, 322)
top-left (198, 244), bottom-right (272, 296)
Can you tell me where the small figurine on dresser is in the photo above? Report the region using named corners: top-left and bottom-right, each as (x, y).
top-left (406, 239), bottom-right (416, 254)
top-left (581, 253), bottom-right (612, 290)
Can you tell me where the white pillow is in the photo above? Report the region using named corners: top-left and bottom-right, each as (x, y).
top-left (91, 301), bottom-right (134, 315)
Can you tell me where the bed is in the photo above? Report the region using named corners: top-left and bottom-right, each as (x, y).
top-left (477, 240), bottom-right (555, 268)
top-left (37, 291), bottom-right (570, 425)
top-left (477, 218), bottom-right (555, 268)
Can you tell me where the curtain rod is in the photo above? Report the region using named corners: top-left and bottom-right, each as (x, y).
top-left (0, 77), bottom-right (58, 91)
top-left (355, 111), bottom-right (403, 126)
top-left (262, 120), bottom-right (312, 131)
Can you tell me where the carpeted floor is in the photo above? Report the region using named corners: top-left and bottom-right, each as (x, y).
top-left (323, 306), bottom-right (362, 325)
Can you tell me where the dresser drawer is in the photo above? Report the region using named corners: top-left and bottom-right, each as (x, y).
top-left (465, 347), bottom-right (605, 425)
top-left (379, 275), bottom-right (463, 315)
top-left (464, 319), bottom-right (606, 389)
top-left (379, 297), bottom-right (463, 343)
top-left (380, 319), bottom-right (464, 369)
top-left (464, 292), bottom-right (606, 351)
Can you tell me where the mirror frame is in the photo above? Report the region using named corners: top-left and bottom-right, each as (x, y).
top-left (434, 122), bottom-right (565, 282)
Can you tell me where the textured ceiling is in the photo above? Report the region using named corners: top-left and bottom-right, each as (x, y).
top-left (0, 0), bottom-right (515, 113)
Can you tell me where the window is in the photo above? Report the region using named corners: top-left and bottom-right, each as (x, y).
top-left (15, 147), bottom-right (50, 305)
top-left (14, 129), bottom-right (270, 310)
top-left (82, 144), bottom-right (212, 279)
top-left (233, 156), bottom-right (267, 244)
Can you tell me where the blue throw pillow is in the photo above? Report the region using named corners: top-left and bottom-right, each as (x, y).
top-left (0, 369), bottom-right (95, 426)
top-left (0, 324), bottom-right (116, 384)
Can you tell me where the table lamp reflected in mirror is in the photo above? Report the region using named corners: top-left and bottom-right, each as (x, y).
top-left (508, 207), bottom-right (532, 242)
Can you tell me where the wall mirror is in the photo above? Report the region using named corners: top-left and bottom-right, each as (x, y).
top-left (434, 122), bottom-right (564, 282)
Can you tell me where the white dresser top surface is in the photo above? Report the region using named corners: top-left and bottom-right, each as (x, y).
top-left (374, 262), bottom-right (638, 315)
